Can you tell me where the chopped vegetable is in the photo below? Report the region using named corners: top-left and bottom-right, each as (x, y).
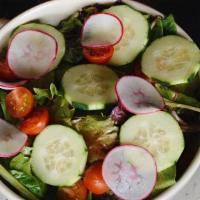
top-left (120, 111), bottom-right (184, 172)
top-left (7, 30), bottom-right (58, 79)
top-left (57, 180), bottom-right (87, 200)
top-left (110, 105), bottom-right (127, 125)
top-left (72, 115), bottom-right (118, 163)
top-left (150, 14), bottom-right (177, 41)
top-left (83, 162), bottom-right (109, 195)
top-left (0, 164), bottom-right (39, 200)
top-left (6, 87), bottom-right (34, 118)
top-left (0, 119), bottom-right (28, 158)
top-left (9, 147), bottom-right (47, 198)
top-left (81, 13), bottom-right (123, 48)
top-left (156, 84), bottom-right (200, 107)
top-left (102, 145), bottom-right (157, 200)
top-left (83, 46), bottom-right (114, 64)
top-left (19, 107), bottom-right (50, 136)
top-left (0, 59), bottom-right (17, 81)
top-left (115, 76), bottom-right (164, 114)
top-left (31, 125), bottom-right (88, 186)
top-left (58, 13), bottom-right (83, 65)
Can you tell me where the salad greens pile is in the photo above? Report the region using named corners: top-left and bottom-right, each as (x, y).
top-left (0, 2), bottom-right (200, 200)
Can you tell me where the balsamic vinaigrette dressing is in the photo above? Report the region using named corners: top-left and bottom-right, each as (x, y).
top-left (0, 0), bottom-right (200, 200)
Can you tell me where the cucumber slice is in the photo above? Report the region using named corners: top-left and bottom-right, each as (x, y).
top-left (104, 5), bottom-right (149, 66)
top-left (62, 64), bottom-right (118, 110)
top-left (11, 23), bottom-right (65, 70)
top-left (120, 111), bottom-right (184, 172)
top-left (31, 125), bottom-right (88, 186)
top-left (142, 35), bottom-right (200, 85)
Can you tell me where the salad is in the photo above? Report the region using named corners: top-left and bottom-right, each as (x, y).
top-left (0, 1), bottom-right (200, 200)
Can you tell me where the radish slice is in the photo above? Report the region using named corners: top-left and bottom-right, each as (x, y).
top-left (0, 80), bottom-right (27, 90)
top-left (0, 119), bottom-right (28, 158)
top-left (116, 76), bottom-right (164, 114)
top-left (102, 145), bottom-right (157, 200)
top-left (7, 30), bottom-right (57, 79)
top-left (81, 13), bottom-right (124, 48)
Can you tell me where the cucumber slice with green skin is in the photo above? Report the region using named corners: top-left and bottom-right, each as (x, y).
top-left (11, 23), bottom-right (65, 70)
top-left (104, 5), bottom-right (149, 66)
top-left (142, 35), bottom-right (200, 85)
top-left (31, 125), bottom-right (88, 186)
top-left (62, 64), bottom-right (118, 110)
top-left (120, 111), bottom-right (184, 172)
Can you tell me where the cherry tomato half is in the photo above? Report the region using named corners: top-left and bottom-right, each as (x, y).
top-left (0, 59), bottom-right (17, 81)
top-left (6, 87), bottom-right (34, 118)
top-left (83, 162), bottom-right (109, 195)
top-left (19, 107), bottom-right (50, 136)
top-left (57, 180), bottom-right (87, 200)
top-left (83, 46), bottom-right (114, 64)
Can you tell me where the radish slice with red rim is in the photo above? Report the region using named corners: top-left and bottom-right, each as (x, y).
top-left (0, 119), bottom-right (28, 158)
top-left (102, 145), bottom-right (157, 200)
top-left (0, 80), bottom-right (27, 90)
top-left (7, 30), bottom-right (57, 79)
top-left (81, 13), bottom-right (124, 48)
top-left (116, 76), bottom-right (164, 114)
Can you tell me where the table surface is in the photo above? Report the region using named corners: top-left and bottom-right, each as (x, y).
top-left (0, 0), bottom-right (200, 199)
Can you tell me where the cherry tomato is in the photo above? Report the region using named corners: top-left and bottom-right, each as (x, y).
top-left (6, 87), bottom-right (34, 118)
top-left (83, 46), bottom-right (114, 64)
top-left (19, 107), bottom-right (49, 136)
top-left (0, 59), bottom-right (18, 81)
top-left (83, 162), bottom-right (109, 195)
top-left (57, 180), bottom-right (87, 200)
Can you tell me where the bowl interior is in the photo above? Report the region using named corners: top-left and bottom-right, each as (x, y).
top-left (0, 0), bottom-right (200, 200)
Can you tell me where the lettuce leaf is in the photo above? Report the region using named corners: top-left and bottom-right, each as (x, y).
top-left (151, 165), bottom-right (176, 197)
top-left (58, 13), bottom-right (83, 65)
top-left (9, 147), bottom-right (46, 198)
top-left (0, 164), bottom-right (39, 200)
top-left (72, 116), bottom-right (118, 163)
top-left (150, 14), bottom-right (177, 41)
top-left (34, 83), bottom-right (74, 124)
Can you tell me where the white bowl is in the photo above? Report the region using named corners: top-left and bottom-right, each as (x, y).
top-left (0, 0), bottom-right (200, 199)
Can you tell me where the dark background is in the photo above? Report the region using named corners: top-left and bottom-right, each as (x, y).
top-left (0, 0), bottom-right (199, 45)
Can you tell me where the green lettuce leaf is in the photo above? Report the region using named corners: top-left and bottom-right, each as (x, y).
top-left (150, 14), bottom-right (177, 41)
top-left (0, 164), bottom-right (39, 200)
top-left (49, 95), bottom-right (75, 125)
top-left (72, 116), bottom-right (118, 163)
top-left (9, 147), bottom-right (46, 198)
top-left (34, 83), bottom-right (74, 124)
top-left (152, 165), bottom-right (176, 197)
top-left (58, 13), bottom-right (83, 65)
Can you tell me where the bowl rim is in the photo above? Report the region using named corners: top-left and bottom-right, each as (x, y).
top-left (0, 0), bottom-right (200, 200)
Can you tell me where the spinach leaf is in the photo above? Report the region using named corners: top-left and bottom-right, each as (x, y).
top-left (9, 147), bottom-right (46, 198)
top-left (0, 164), bottom-right (39, 200)
top-left (150, 14), bottom-right (177, 41)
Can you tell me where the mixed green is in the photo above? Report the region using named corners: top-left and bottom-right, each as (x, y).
top-left (0, 2), bottom-right (200, 200)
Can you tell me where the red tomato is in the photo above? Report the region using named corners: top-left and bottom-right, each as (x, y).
top-left (57, 180), bottom-right (87, 200)
top-left (0, 59), bottom-right (18, 81)
top-left (19, 107), bottom-right (49, 136)
top-left (83, 162), bottom-right (109, 195)
top-left (6, 87), bottom-right (34, 118)
top-left (83, 46), bottom-right (114, 64)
